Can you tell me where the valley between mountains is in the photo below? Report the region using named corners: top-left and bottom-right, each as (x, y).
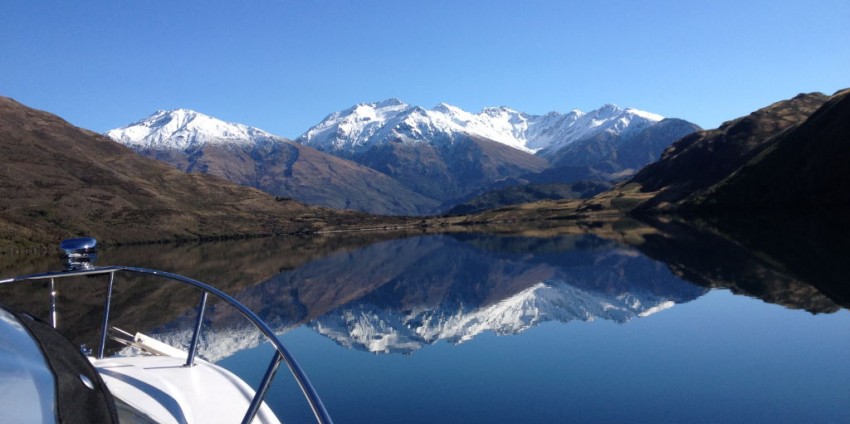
top-left (1, 88), bottom-right (848, 251)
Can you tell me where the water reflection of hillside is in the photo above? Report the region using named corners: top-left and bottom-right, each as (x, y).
top-left (629, 213), bottom-right (850, 313)
top-left (0, 232), bottom-right (410, 352)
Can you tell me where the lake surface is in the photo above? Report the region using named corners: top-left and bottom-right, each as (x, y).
top-left (1, 227), bottom-right (848, 423)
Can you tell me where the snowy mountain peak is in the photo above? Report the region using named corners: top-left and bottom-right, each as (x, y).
top-left (433, 102), bottom-right (460, 113)
top-left (376, 98), bottom-right (406, 108)
top-left (598, 103), bottom-right (622, 113)
top-left (339, 99), bottom-right (411, 119)
top-left (298, 100), bottom-right (666, 155)
top-left (106, 109), bottom-right (283, 151)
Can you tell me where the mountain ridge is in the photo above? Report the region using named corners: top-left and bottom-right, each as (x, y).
top-left (297, 99), bottom-right (668, 156)
top-left (107, 109), bottom-right (441, 215)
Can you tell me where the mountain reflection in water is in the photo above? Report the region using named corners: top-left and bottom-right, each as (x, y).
top-left (130, 234), bottom-right (707, 358)
top-left (306, 235), bottom-right (706, 354)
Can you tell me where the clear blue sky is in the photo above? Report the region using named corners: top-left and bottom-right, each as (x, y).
top-left (2, 0), bottom-right (848, 138)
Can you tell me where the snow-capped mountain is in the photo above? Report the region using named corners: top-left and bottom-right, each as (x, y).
top-left (297, 99), bottom-right (665, 156)
top-left (106, 109), bottom-right (441, 215)
top-left (106, 109), bottom-right (285, 151)
top-left (294, 99), bottom-right (692, 207)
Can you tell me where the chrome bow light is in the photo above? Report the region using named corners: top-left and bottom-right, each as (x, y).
top-left (60, 237), bottom-right (98, 271)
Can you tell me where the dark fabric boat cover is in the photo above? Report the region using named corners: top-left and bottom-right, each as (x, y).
top-left (2, 304), bottom-right (118, 423)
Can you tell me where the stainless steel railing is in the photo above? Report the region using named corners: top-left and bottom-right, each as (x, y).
top-left (0, 266), bottom-right (333, 424)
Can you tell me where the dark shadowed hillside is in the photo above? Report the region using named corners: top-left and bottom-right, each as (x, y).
top-left (446, 181), bottom-right (611, 215)
top-left (687, 88), bottom-right (850, 211)
top-left (580, 91), bottom-right (834, 214)
top-left (355, 133), bottom-right (549, 206)
top-left (628, 92), bottom-right (830, 212)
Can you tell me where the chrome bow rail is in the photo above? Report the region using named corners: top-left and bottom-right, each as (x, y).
top-left (0, 265), bottom-right (334, 424)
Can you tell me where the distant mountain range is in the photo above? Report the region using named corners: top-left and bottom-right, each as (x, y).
top-left (297, 99), bottom-right (664, 155)
top-left (107, 100), bottom-right (698, 215)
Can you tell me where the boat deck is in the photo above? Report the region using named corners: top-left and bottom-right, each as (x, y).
top-left (94, 355), bottom-right (280, 424)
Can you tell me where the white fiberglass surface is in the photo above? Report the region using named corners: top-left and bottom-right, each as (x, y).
top-left (0, 307), bottom-right (55, 424)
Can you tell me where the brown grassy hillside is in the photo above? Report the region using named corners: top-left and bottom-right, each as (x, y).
top-left (0, 97), bottom-right (409, 251)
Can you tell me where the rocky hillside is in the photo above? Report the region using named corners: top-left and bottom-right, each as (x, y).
top-left (630, 92), bottom-right (831, 212)
top-left (688, 88), bottom-right (850, 211)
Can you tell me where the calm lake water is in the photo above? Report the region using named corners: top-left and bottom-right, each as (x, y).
top-left (1, 228), bottom-right (848, 423)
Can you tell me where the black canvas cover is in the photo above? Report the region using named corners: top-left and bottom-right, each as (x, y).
top-left (2, 304), bottom-right (118, 423)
